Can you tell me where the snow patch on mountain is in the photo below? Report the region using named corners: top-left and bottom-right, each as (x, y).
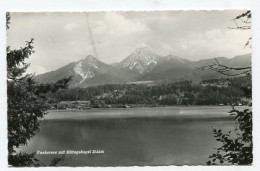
top-left (121, 47), bottom-right (160, 73)
top-left (74, 61), bottom-right (94, 84)
top-left (85, 55), bottom-right (100, 69)
top-left (147, 60), bottom-right (157, 65)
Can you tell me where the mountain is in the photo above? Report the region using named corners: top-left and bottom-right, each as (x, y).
top-left (194, 54), bottom-right (251, 68)
top-left (36, 55), bottom-right (137, 87)
top-left (126, 51), bottom-right (251, 82)
top-left (229, 54), bottom-right (251, 68)
top-left (118, 47), bottom-right (161, 74)
top-left (36, 47), bottom-right (251, 87)
top-left (192, 54), bottom-right (251, 77)
top-left (118, 47), bottom-right (194, 74)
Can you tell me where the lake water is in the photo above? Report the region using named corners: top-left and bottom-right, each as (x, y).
top-left (19, 106), bottom-right (242, 166)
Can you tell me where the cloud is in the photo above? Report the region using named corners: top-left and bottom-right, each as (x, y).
top-left (7, 11), bottom-right (251, 74)
top-left (205, 29), bottom-right (222, 39)
top-left (175, 29), bottom-right (251, 59)
top-left (64, 23), bottom-right (80, 31)
top-left (94, 12), bottom-right (150, 36)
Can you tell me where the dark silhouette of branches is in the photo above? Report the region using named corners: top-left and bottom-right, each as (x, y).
top-left (205, 10), bottom-right (252, 165)
top-left (228, 10), bottom-right (251, 30)
top-left (197, 10), bottom-right (252, 76)
top-left (6, 12), bottom-right (11, 30)
top-left (196, 58), bottom-right (251, 77)
top-left (196, 11), bottom-right (251, 77)
top-left (228, 10), bottom-right (251, 48)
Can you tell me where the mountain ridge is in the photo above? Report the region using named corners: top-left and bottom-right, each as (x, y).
top-left (35, 47), bottom-right (251, 88)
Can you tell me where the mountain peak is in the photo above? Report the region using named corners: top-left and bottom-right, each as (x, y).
top-left (72, 55), bottom-right (103, 85)
top-left (119, 47), bottom-right (160, 74)
top-left (83, 55), bottom-right (97, 61)
top-left (77, 55), bottom-right (101, 66)
top-left (131, 47), bottom-right (156, 57)
top-left (36, 51), bottom-right (251, 88)
top-left (134, 46), bottom-right (153, 52)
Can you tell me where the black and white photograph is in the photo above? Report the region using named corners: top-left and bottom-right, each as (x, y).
top-left (6, 10), bottom-right (253, 167)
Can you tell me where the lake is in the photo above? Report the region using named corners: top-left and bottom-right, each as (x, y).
top-left (19, 106), bottom-right (242, 166)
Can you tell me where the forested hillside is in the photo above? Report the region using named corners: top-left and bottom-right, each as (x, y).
top-left (46, 77), bottom-right (250, 108)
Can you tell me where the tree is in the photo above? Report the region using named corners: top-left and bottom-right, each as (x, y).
top-left (205, 11), bottom-right (252, 165)
top-left (7, 13), bottom-right (71, 166)
top-left (229, 10), bottom-right (251, 48)
top-left (197, 10), bottom-right (251, 77)
top-left (206, 108), bottom-right (252, 165)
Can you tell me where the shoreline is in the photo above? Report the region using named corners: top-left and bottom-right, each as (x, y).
top-left (47, 105), bottom-right (250, 112)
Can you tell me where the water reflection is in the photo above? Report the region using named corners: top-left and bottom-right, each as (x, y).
top-left (20, 107), bottom-right (236, 166)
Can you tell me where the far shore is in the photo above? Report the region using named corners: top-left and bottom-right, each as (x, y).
top-left (47, 104), bottom-right (250, 112)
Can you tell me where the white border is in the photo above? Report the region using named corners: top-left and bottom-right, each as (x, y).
top-left (1, 0), bottom-right (260, 171)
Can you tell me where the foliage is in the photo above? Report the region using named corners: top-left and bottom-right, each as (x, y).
top-left (198, 10), bottom-right (251, 76)
top-left (7, 13), bottom-right (71, 166)
top-left (8, 152), bottom-right (65, 167)
top-left (6, 12), bottom-right (11, 30)
top-left (207, 108), bottom-right (252, 165)
top-left (8, 152), bottom-right (41, 167)
top-left (229, 10), bottom-right (251, 48)
top-left (49, 155), bottom-right (66, 166)
top-left (206, 11), bottom-right (252, 165)
top-left (230, 10), bottom-right (251, 30)
top-left (48, 78), bottom-right (248, 107)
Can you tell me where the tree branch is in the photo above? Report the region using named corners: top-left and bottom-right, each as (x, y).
top-left (196, 58), bottom-right (251, 77)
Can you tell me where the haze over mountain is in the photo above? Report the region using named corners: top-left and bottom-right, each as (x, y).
top-left (36, 47), bottom-right (251, 88)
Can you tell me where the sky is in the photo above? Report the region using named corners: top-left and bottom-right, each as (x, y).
top-left (7, 11), bottom-right (251, 75)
